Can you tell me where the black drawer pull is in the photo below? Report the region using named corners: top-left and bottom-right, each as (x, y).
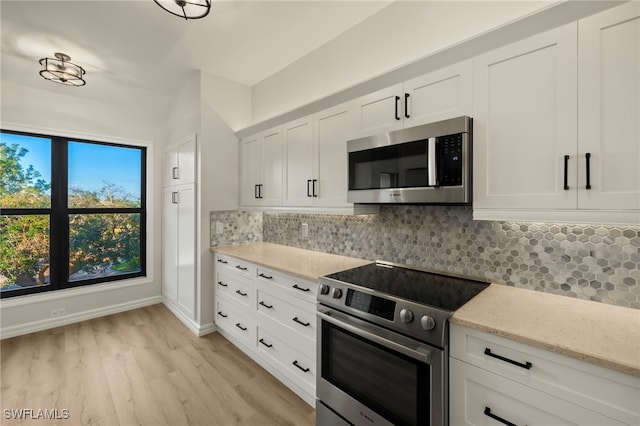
top-left (292, 317), bottom-right (310, 327)
top-left (563, 155), bottom-right (570, 190)
top-left (292, 360), bottom-right (310, 373)
top-left (217, 311), bottom-right (227, 318)
top-left (259, 301), bottom-right (273, 309)
top-left (258, 338), bottom-right (273, 348)
top-left (484, 348), bottom-right (532, 370)
top-left (235, 323), bottom-right (247, 331)
top-left (217, 281), bottom-right (228, 287)
top-left (217, 259), bottom-right (228, 264)
top-left (394, 96), bottom-right (401, 120)
top-left (235, 290), bottom-right (248, 297)
top-left (292, 284), bottom-right (310, 292)
top-left (258, 273), bottom-right (273, 280)
top-left (484, 407), bottom-right (521, 426)
top-left (235, 265), bottom-right (248, 271)
top-left (585, 152), bottom-right (592, 190)
top-left (404, 93), bottom-right (410, 119)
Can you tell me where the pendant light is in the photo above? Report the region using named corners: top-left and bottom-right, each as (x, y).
top-left (153, 0), bottom-right (211, 20)
top-left (39, 53), bottom-right (86, 87)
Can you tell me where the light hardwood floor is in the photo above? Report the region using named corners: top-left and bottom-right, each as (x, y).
top-left (0, 304), bottom-right (316, 426)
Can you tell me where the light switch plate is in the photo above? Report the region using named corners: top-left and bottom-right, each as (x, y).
top-left (215, 221), bottom-right (224, 235)
top-left (301, 223), bottom-right (309, 238)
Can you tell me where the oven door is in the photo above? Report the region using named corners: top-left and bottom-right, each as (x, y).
top-left (316, 306), bottom-right (446, 426)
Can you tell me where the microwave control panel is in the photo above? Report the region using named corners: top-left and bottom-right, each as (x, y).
top-left (438, 134), bottom-right (463, 186)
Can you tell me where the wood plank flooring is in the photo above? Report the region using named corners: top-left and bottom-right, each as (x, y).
top-left (0, 304), bottom-right (316, 426)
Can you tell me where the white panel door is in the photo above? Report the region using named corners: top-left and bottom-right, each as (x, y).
top-left (353, 83), bottom-right (404, 138)
top-left (473, 22), bottom-right (578, 210)
top-left (284, 117), bottom-right (314, 206)
top-left (161, 149), bottom-right (178, 188)
top-left (404, 59), bottom-right (472, 127)
top-left (161, 188), bottom-right (178, 302)
top-left (176, 136), bottom-right (196, 185)
top-left (260, 127), bottom-right (284, 206)
top-left (314, 102), bottom-right (352, 207)
top-left (578, 2), bottom-right (640, 212)
top-left (240, 134), bottom-right (261, 206)
top-left (177, 184), bottom-right (196, 320)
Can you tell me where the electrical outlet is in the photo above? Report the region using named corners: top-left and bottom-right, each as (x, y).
top-left (51, 308), bottom-right (66, 317)
top-left (215, 221), bottom-right (224, 235)
top-left (301, 223), bottom-right (309, 239)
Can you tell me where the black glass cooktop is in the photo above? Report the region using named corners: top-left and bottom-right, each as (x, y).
top-left (324, 262), bottom-right (489, 312)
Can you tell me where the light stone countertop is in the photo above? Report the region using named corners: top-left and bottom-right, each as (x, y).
top-left (211, 242), bottom-right (640, 377)
top-left (452, 283), bottom-right (640, 377)
top-left (211, 242), bottom-right (372, 282)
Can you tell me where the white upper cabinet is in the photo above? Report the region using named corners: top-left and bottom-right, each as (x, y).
top-left (284, 117), bottom-right (314, 206)
top-left (162, 135), bottom-right (196, 188)
top-left (353, 60), bottom-right (472, 138)
top-left (240, 133), bottom-right (261, 207)
top-left (473, 23), bottom-right (578, 211)
top-left (474, 3), bottom-right (640, 225)
top-left (577, 2), bottom-right (640, 211)
top-left (240, 126), bottom-right (284, 208)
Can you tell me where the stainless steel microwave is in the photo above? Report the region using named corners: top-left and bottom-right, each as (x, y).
top-left (347, 116), bottom-right (472, 204)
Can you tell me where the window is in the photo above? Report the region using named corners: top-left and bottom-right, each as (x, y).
top-left (0, 130), bottom-right (146, 298)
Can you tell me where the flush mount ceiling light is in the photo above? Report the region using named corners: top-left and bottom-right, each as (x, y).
top-left (39, 52), bottom-right (86, 87)
top-left (153, 0), bottom-right (211, 20)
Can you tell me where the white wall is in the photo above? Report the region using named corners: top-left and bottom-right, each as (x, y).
top-left (201, 71), bottom-right (252, 132)
top-left (251, 1), bottom-right (554, 123)
top-left (0, 81), bottom-right (165, 338)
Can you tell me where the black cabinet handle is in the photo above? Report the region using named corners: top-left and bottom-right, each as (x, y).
top-left (292, 317), bottom-right (310, 327)
top-left (312, 179), bottom-right (317, 197)
top-left (484, 348), bottom-right (532, 370)
top-left (236, 265), bottom-right (247, 271)
top-left (217, 281), bottom-right (228, 287)
top-left (394, 96), bottom-right (401, 120)
top-left (217, 311), bottom-right (227, 318)
top-left (585, 152), bottom-right (592, 190)
top-left (307, 179), bottom-right (312, 197)
top-left (259, 301), bottom-right (273, 309)
top-left (235, 323), bottom-right (247, 331)
top-left (563, 155), bottom-right (570, 190)
top-left (292, 360), bottom-right (310, 373)
top-left (217, 258), bottom-right (228, 264)
top-left (404, 93), bottom-right (410, 118)
top-left (258, 338), bottom-right (272, 348)
top-left (484, 407), bottom-right (520, 426)
top-left (292, 284), bottom-right (310, 292)
top-left (258, 273), bottom-right (273, 279)
top-left (254, 184), bottom-right (259, 199)
top-left (258, 184), bottom-right (263, 199)
top-left (235, 290), bottom-right (247, 297)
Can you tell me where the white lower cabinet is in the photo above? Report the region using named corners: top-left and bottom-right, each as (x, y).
top-left (450, 323), bottom-right (640, 426)
top-left (213, 253), bottom-right (316, 406)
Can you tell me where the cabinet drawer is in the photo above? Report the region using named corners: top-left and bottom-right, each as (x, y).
top-left (450, 358), bottom-right (625, 426)
top-left (216, 271), bottom-right (253, 308)
top-left (257, 327), bottom-right (316, 392)
top-left (450, 324), bottom-right (640, 425)
top-left (215, 254), bottom-right (256, 277)
top-left (257, 288), bottom-right (316, 342)
top-left (256, 266), bottom-right (317, 302)
top-left (215, 298), bottom-right (255, 347)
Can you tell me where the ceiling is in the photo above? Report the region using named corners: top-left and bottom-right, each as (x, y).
top-left (1, 0), bottom-right (392, 110)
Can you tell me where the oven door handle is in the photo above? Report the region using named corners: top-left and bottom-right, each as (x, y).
top-left (317, 309), bottom-right (432, 364)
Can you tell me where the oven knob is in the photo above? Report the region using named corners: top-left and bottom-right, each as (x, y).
top-left (399, 308), bottom-right (414, 323)
top-left (332, 288), bottom-right (343, 299)
top-left (320, 284), bottom-right (330, 295)
top-left (420, 315), bottom-right (436, 331)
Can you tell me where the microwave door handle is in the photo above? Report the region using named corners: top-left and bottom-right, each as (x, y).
top-left (428, 137), bottom-right (438, 187)
top-left (317, 310), bottom-right (432, 364)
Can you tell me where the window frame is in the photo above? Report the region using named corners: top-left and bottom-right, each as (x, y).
top-left (0, 129), bottom-right (147, 298)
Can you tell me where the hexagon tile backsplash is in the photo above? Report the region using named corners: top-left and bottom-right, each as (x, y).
top-left (211, 206), bottom-right (640, 309)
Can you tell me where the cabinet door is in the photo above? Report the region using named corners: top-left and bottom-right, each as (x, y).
top-left (314, 102), bottom-right (352, 207)
top-left (176, 136), bottom-right (196, 185)
top-left (284, 117), bottom-right (314, 206)
top-left (578, 2), bottom-right (640, 212)
top-left (176, 184), bottom-right (196, 319)
top-left (161, 149), bottom-right (178, 188)
top-left (353, 83), bottom-right (404, 138)
top-left (161, 188), bottom-right (178, 302)
top-left (473, 23), bottom-right (578, 210)
top-left (240, 134), bottom-right (261, 207)
top-left (260, 127), bottom-right (284, 206)
top-left (404, 59), bottom-right (472, 127)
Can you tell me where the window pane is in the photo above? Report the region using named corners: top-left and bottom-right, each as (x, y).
top-left (68, 213), bottom-right (141, 281)
top-left (0, 133), bottom-right (52, 208)
top-left (0, 215), bottom-right (51, 292)
top-left (68, 142), bottom-right (142, 208)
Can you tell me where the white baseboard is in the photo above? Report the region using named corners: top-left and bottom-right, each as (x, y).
top-left (0, 296), bottom-right (163, 339)
top-left (161, 298), bottom-right (216, 337)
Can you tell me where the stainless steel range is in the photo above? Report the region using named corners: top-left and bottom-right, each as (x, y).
top-left (316, 261), bottom-right (489, 426)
